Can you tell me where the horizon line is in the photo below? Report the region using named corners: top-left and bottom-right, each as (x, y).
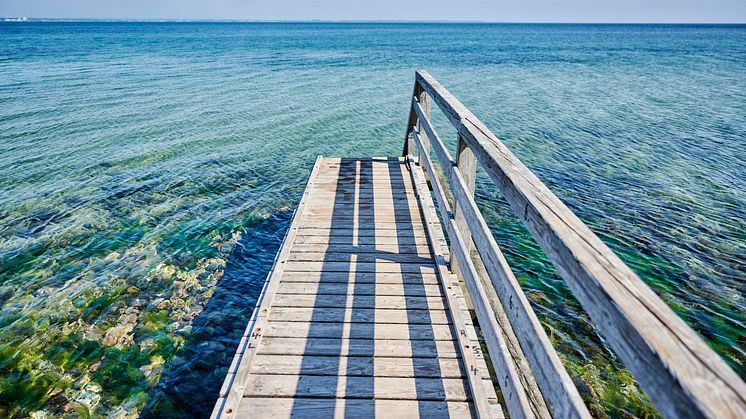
top-left (3, 18), bottom-right (746, 25)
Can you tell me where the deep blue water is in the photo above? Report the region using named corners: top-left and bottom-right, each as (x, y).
top-left (0, 22), bottom-right (744, 418)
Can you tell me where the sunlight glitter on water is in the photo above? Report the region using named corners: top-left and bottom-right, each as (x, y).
top-left (0, 22), bottom-right (744, 418)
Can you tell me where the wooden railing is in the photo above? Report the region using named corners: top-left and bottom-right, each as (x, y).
top-left (403, 70), bottom-right (745, 419)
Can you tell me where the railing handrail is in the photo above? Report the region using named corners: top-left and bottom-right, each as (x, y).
top-left (403, 70), bottom-right (746, 419)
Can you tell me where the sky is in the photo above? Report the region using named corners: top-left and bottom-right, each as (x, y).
top-left (2, 0), bottom-right (745, 23)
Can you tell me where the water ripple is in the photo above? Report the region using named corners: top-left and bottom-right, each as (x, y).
top-left (0, 22), bottom-right (744, 418)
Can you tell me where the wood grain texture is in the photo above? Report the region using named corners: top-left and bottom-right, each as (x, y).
top-left (268, 307), bottom-right (451, 324)
top-left (238, 398), bottom-right (475, 419)
top-left (251, 354), bottom-right (466, 378)
top-left (415, 97), bottom-right (552, 416)
top-left (290, 242), bottom-right (433, 256)
top-left (275, 282), bottom-right (444, 297)
top-left (257, 337), bottom-right (460, 358)
top-left (264, 321), bottom-right (456, 340)
top-left (409, 153), bottom-right (503, 418)
top-left (283, 261), bottom-right (438, 274)
top-left (278, 271), bottom-right (440, 284)
top-left (244, 374), bottom-right (472, 401)
top-left (272, 293), bottom-right (447, 310)
top-left (451, 135), bottom-right (477, 285)
top-left (413, 131), bottom-right (537, 419)
top-left (415, 69), bottom-right (746, 418)
top-left (286, 251), bottom-right (434, 264)
top-left (416, 96), bottom-right (582, 417)
top-left (219, 156), bottom-right (502, 418)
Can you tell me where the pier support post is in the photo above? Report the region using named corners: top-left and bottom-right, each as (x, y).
top-left (451, 136), bottom-right (477, 282)
top-left (404, 82), bottom-right (430, 164)
top-left (417, 87), bottom-right (430, 162)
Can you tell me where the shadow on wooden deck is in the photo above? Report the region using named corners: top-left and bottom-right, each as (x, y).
top-left (286, 158), bottom-right (457, 417)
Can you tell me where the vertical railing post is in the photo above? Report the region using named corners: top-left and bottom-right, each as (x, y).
top-left (403, 82), bottom-right (423, 161)
top-left (417, 88), bottom-right (430, 161)
top-left (451, 135), bottom-right (477, 279)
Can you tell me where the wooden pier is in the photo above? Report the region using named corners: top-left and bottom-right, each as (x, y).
top-left (213, 71), bottom-right (746, 418)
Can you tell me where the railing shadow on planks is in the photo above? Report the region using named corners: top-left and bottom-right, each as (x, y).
top-left (402, 70), bottom-right (746, 419)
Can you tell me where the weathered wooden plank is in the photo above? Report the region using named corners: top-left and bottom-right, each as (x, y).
top-left (408, 152), bottom-right (502, 419)
top-left (257, 337), bottom-right (459, 358)
top-left (315, 163), bottom-right (410, 173)
top-left (244, 375), bottom-right (471, 401)
top-left (416, 69), bottom-right (746, 418)
top-left (310, 176), bottom-right (407, 184)
top-left (273, 293), bottom-right (446, 310)
top-left (473, 257), bottom-right (551, 418)
top-left (293, 234), bottom-right (430, 246)
top-left (306, 190), bottom-right (415, 201)
top-left (313, 171), bottom-right (412, 179)
top-left (418, 85), bottom-right (431, 158)
top-left (210, 398), bottom-right (225, 419)
top-left (451, 135), bottom-right (477, 282)
top-left (303, 190), bottom-right (413, 200)
top-left (300, 213), bottom-right (425, 223)
top-left (294, 230), bottom-right (427, 238)
top-left (296, 225), bottom-right (427, 234)
top-left (302, 194), bottom-right (416, 204)
top-left (317, 163), bottom-right (408, 173)
top-left (314, 164), bottom-right (411, 172)
top-left (307, 186), bottom-right (416, 195)
top-left (413, 95), bottom-right (453, 176)
top-left (301, 210), bottom-right (421, 219)
top-left (417, 102), bottom-right (549, 417)
top-left (303, 200), bottom-right (418, 209)
top-left (317, 162), bottom-right (410, 172)
top-left (268, 307), bottom-right (451, 325)
top-left (320, 157), bottom-right (405, 164)
top-left (450, 165), bottom-right (581, 417)
top-left (276, 282), bottom-right (444, 297)
top-left (283, 261), bottom-right (438, 274)
top-left (302, 208), bottom-right (423, 220)
top-left (415, 103), bottom-right (575, 419)
top-left (412, 129), bottom-right (453, 234)
top-left (448, 213), bottom-right (536, 419)
top-left (302, 214), bottom-right (422, 229)
top-left (418, 96), bottom-right (574, 417)
top-left (304, 201), bottom-right (421, 211)
top-left (238, 398), bottom-right (475, 419)
top-left (251, 355), bottom-right (465, 378)
top-left (289, 243), bottom-right (433, 256)
top-left (264, 321), bottom-right (455, 340)
top-left (310, 175), bottom-right (413, 184)
top-left (308, 183), bottom-right (414, 193)
top-left (278, 271), bottom-right (440, 285)
top-left (286, 251), bottom-right (435, 264)
top-left (404, 77), bottom-right (422, 157)
top-left (220, 156), bottom-right (506, 418)
top-left (309, 180), bottom-right (415, 190)
top-left (298, 220), bottom-right (427, 230)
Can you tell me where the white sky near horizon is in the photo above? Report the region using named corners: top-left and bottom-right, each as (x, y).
top-left (1, 0), bottom-right (745, 23)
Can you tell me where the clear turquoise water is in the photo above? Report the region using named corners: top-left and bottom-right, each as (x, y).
top-left (0, 22), bottom-right (744, 418)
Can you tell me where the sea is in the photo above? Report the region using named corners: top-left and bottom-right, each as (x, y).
top-left (1, 22), bottom-right (744, 418)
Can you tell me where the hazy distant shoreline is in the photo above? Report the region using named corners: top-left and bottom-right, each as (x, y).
top-left (3, 18), bottom-right (746, 24)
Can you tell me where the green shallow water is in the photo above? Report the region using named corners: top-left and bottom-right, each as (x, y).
top-left (0, 22), bottom-right (744, 418)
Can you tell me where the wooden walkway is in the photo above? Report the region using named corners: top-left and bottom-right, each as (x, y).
top-left (214, 71), bottom-right (745, 419)
top-left (213, 157), bottom-right (501, 418)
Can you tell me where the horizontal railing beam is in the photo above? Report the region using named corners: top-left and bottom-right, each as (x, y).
top-left (413, 128), bottom-right (535, 419)
top-left (412, 127), bottom-right (452, 225)
top-left (414, 98), bottom-right (588, 418)
top-left (413, 69), bottom-right (746, 418)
